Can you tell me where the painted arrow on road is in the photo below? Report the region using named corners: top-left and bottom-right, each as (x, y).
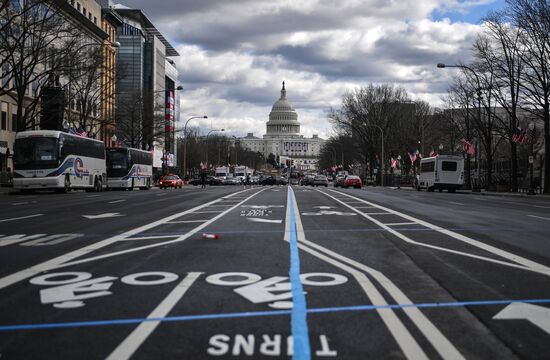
top-left (493, 302), bottom-right (550, 335)
top-left (82, 213), bottom-right (125, 219)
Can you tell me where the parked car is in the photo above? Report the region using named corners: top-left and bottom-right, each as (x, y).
top-left (343, 175), bottom-right (362, 188)
top-left (313, 174), bottom-right (328, 187)
top-left (159, 174), bottom-right (183, 189)
top-left (277, 175), bottom-right (288, 185)
top-left (333, 175), bottom-right (346, 187)
top-left (250, 175), bottom-right (260, 185)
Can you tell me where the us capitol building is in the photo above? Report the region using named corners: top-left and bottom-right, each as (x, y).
top-left (238, 82), bottom-right (324, 171)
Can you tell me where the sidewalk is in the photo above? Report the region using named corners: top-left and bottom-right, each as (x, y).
top-left (386, 185), bottom-right (550, 199)
top-left (0, 186), bottom-right (15, 195)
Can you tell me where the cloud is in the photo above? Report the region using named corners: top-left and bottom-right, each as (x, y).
top-left (116, 0), bottom-right (492, 138)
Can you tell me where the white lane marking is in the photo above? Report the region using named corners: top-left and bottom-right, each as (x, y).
top-left (11, 202), bottom-right (28, 205)
top-left (362, 212), bottom-right (391, 215)
top-left (493, 302), bottom-right (550, 335)
top-left (533, 205), bottom-right (550, 209)
top-left (287, 188), bottom-right (436, 360)
top-left (0, 188), bottom-right (257, 290)
top-left (82, 213), bottom-right (124, 219)
top-left (528, 215), bottom-right (550, 221)
top-left (473, 197), bottom-right (487, 201)
top-left (0, 214), bottom-right (43, 223)
top-left (51, 190), bottom-right (264, 268)
top-left (325, 189), bottom-right (550, 277)
top-left (108, 199), bottom-right (126, 204)
top-left (290, 189), bottom-right (464, 359)
top-left (165, 220), bottom-right (208, 224)
top-left (192, 210), bottom-right (224, 214)
top-left (106, 272), bottom-right (202, 360)
top-left (247, 218), bottom-right (283, 224)
top-left (448, 202), bottom-right (465, 206)
top-left (384, 222), bottom-right (417, 226)
top-left (353, 206), bottom-right (377, 209)
top-left (121, 235), bottom-right (180, 241)
top-left (86, 195), bottom-right (101, 198)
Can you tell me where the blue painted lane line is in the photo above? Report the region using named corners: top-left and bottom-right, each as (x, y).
top-left (2, 298), bottom-right (550, 332)
top-left (288, 186), bottom-right (311, 360)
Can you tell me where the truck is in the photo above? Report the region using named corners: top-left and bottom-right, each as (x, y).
top-left (214, 166), bottom-right (230, 180)
top-left (234, 166), bottom-right (253, 182)
top-left (417, 155), bottom-right (464, 192)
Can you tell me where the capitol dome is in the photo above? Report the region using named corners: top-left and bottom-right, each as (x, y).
top-left (266, 81), bottom-right (300, 137)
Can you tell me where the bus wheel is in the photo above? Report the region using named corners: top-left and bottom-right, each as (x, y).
top-left (94, 177), bottom-right (102, 192)
top-left (57, 176), bottom-right (70, 193)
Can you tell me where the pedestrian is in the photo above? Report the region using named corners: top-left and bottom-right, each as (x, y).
top-left (246, 173), bottom-right (251, 187)
top-left (200, 171), bottom-right (207, 188)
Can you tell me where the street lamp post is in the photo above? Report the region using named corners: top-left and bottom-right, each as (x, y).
top-left (528, 121), bottom-right (536, 195)
top-left (365, 124), bottom-right (384, 187)
top-left (437, 63), bottom-right (482, 192)
top-left (205, 129), bottom-right (224, 167)
top-left (182, 115), bottom-right (208, 181)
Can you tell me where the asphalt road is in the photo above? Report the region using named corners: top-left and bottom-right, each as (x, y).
top-left (1, 184), bottom-right (550, 359)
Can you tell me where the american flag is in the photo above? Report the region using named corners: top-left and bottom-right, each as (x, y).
top-left (408, 152), bottom-right (417, 164)
top-left (460, 138), bottom-right (475, 156)
top-left (391, 158), bottom-right (397, 169)
top-left (526, 125), bottom-right (538, 143)
top-left (512, 127), bottom-right (526, 144)
top-left (429, 150), bottom-right (438, 157)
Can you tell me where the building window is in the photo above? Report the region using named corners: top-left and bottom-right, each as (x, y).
top-left (12, 113), bottom-right (17, 132)
top-left (1, 106), bottom-right (6, 130)
top-left (70, 0), bottom-right (74, 5)
top-left (94, 16), bottom-right (97, 24)
top-left (83, 7), bottom-right (86, 15)
top-left (77, 3), bottom-right (80, 11)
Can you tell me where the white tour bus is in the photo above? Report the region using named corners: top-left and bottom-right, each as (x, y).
top-left (13, 130), bottom-right (106, 193)
top-left (417, 155), bottom-right (464, 192)
top-left (106, 147), bottom-right (153, 190)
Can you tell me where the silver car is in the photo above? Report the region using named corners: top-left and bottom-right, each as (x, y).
top-left (313, 174), bottom-right (328, 187)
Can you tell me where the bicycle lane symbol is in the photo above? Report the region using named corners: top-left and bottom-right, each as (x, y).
top-left (205, 272), bottom-right (348, 309)
top-left (29, 271), bottom-right (179, 309)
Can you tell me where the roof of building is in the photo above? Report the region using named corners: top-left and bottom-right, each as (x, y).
top-left (113, 6), bottom-right (179, 56)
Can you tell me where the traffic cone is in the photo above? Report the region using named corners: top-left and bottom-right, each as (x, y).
top-left (202, 233), bottom-right (220, 239)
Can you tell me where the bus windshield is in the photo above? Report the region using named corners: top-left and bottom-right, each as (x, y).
top-left (106, 149), bottom-right (129, 177)
top-left (14, 137), bottom-right (59, 170)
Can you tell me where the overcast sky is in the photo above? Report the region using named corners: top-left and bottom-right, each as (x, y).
top-left (115, 0), bottom-right (506, 139)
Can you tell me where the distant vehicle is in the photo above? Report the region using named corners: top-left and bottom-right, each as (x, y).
top-left (417, 155), bottom-right (464, 192)
top-left (13, 130), bottom-right (106, 193)
top-left (215, 166), bottom-right (230, 180)
top-left (159, 174), bottom-right (183, 189)
top-left (343, 175), bottom-right (362, 188)
top-left (313, 174), bottom-right (328, 187)
top-left (277, 175), bottom-right (288, 185)
top-left (301, 174), bottom-right (315, 186)
top-left (333, 175), bottom-right (346, 187)
top-left (207, 176), bottom-right (223, 186)
top-left (250, 175), bottom-right (260, 185)
top-left (260, 176), bottom-right (277, 186)
top-left (224, 176), bottom-right (239, 185)
top-left (106, 147), bottom-right (152, 190)
top-left (234, 166), bottom-right (253, 182)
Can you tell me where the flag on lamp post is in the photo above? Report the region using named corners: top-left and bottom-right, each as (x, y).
top-left (460, 138), bottom-right (475, 156)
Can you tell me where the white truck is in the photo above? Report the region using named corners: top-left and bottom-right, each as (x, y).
top-left (234, 166), bottom-right (253, 182)
top-left (214, 166), bottom-right (230, 180)
top-left (417, 155), bottom-right (464, 192)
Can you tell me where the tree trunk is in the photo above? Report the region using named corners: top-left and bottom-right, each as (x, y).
top-left (511, 141), bottom-right (518, 193)
top-left (544, 116), bottom-right (550, 194)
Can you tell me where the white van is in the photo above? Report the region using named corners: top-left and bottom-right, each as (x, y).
top-left (417, 155), bottom-right (464, 192)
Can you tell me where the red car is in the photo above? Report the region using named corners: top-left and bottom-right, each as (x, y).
top-left (159, 174), bottom-right (183, 189)
top-left (343, 175), bottom-right (362, 188)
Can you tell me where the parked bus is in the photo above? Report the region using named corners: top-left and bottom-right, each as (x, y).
top-left (417, 155), bottom-right (464, 192)
top-left (106, 147), bottom-right (153, 190)
top-left (13, 130), bottom-right (106, 193)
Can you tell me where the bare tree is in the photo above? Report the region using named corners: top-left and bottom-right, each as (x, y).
top-left (1, 0), bottom-right (83, 131)
top-left (507, 0), bottom-right (550, 193)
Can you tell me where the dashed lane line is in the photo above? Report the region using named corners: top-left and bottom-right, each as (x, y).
top-left (528, 215), bottom-right (550, 221)
top-left (533, 205), bottom-right (550, 209)
top-left (0, 214), bottom-right (43, 223)
top-left (108, 200), bottom-right (126, 204)
top-left (323, 189), bottom-right (550, 277)
top-left (0, 188), bottom-right (259, 290)
top-left (448, 202), bottom-right (465, 206)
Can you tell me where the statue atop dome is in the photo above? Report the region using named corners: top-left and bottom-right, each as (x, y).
top-left (280, 80), bottom-right (286, 99)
